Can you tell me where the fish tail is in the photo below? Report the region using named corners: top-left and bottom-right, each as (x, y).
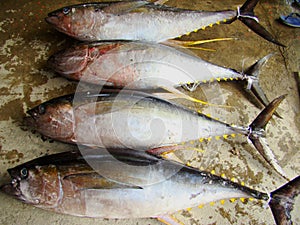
top-left (269, 175), bottom-right (300, 225)
top-left (248, 95), bottom-right (288, 179)
top-left (235, 0), bottom-right (285, 46)
top-left (243, 54), bottom-right (282, 117)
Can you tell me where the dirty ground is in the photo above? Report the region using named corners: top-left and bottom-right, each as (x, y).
top-left (0, 0), bottom-right (299, 225)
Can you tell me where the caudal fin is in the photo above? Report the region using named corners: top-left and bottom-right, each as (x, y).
top-left (235, 0), bottom-right (285, 46)
top-left (248, 95), bottom-right (288, 179)
top-left (269, 176), bottom-right (300, 225)
top-left (242, 54), bottom-right (283, 117)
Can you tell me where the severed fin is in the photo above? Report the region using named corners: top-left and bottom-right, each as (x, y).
top-left (248, 95), bottom-right (287, 179)
top-left (103, 1), bottom-right (149, 14)
top-left (156, 214), bottom-right (185, 225)
top-left (269, 175), bottom-right (300, 225)
top-left (153, 86), bottom-right (232, 108)
top-left (237, 0), bottom-right (285, 47)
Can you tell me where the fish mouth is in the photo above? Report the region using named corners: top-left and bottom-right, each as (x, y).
top-left (45, 15), bottom-right (58, 26)
top-left (0, 180), bottom-right (22, 199)
top-left (23, 116), bottom-right (36, 128)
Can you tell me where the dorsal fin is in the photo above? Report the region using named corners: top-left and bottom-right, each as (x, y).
top-left (103, 1), bottom-right (149, 14)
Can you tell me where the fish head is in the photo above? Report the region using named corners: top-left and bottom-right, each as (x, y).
top-left (47, 45), bottom-right (90, 79)
top-left (1, 165), bottom-right (61, 207)
top-left (25, 96), bottom-right (75, 142)
top-left (45, 4), bottom-right (102, 41)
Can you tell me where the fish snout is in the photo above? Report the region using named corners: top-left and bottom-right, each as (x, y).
top-left (0, 183), bottom-right (21, 198)
top-left (45, 14), bottom-right (59, 26)
top-left (47, 47), bottom-right (89, 76)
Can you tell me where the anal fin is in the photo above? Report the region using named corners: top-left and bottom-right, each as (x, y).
top-left (156, 215), bottom-right (184, 225)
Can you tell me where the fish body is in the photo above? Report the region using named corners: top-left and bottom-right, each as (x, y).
top-left (45, 1), bottom-right (236, 42)
top-left (1, 149), bottom-right (299, 224)
top-left (25, 90), bottom-right (248, 149)
top-left (25, 91), bottom-right (287, 178)
top-left (45, 1), bottom-right (284, 46)
top-left (47, 41), bottom-right (245, 89)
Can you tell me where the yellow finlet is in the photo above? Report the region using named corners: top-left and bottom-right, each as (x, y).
top-left (215, 136), bottom-right (221, 141)
top-left (211, 170), bottom-right (216, 175)
top-left (223, 134), bottom-right (228, 140)
top-left (221, 173), bottom-right (226, 178)
top-left (207, 137), bottom-right (212, 142)
top-left (186, 208), bottom-right (192, 211)
top-left (210, 202), bottom-right (215, 206)
top-left (240, 198), bottom-right (246, 203)
top-left (216, 78), bottom-right (221, 82)
top-left (230, 177), bottom-right (236, 182)
top-left (216, 21), bottom-right (221, 25)
top-left (231, 134), bottom-right (236, 138)
top-left (220, 200), bottom-right (225, 205)
top-left (198, 204), bottom-right (204, 208)
top-left (241, 182), bottom-right (245, 186)
top-left (209, 23), bottom-right (213, 28)
top-left (199, 138), bottom-right (204, 143)
top-left (230, 198), bottom-right (236, 203)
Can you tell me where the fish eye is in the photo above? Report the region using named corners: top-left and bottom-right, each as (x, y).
top-left (62, 7), bottom-right (70, 15)
top-left (38, 105), bottom-right (46, 115)
top-left (20, 168), bottom-right (28, 178)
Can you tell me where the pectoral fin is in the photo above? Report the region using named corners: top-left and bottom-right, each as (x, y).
top-left (64, 172), bottom-right (142, 190)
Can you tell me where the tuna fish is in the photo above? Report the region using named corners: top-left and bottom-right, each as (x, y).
top-left (45, 0), bottom-right (284, 46)
top-left (24, 90), bottom-right (287, 179)
top-left (1, 148), bottom-right (299, 224)
top-left (47, 41), bottom-right (273, 107)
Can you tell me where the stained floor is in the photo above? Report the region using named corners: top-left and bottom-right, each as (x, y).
top-left (0, 0), bottom-right (299, 225)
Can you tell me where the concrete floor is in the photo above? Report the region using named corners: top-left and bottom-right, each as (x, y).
top-left (0, 0), bottom-right (299, 224)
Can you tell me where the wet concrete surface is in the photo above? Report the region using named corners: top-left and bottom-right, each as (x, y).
top-left (0, 0), bottom-right (299, 224)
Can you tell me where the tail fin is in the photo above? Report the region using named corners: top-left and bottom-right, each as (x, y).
top-left (269, 176), bottom-right (300, 225)
top-left (248, 95), bottom-right (288, 180)
top-left (243, 54), bottom-right (283, 117)
top-left (233, 0), bottom-right (285, 46)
